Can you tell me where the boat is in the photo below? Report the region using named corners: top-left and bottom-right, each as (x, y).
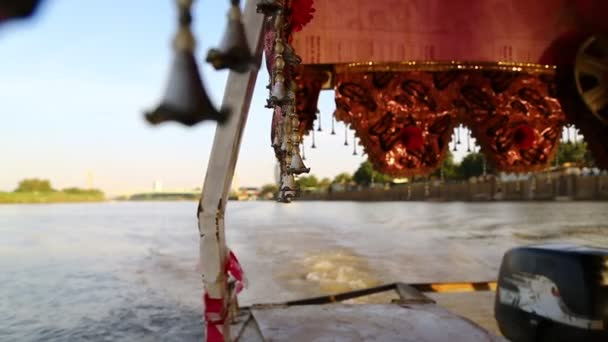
top-left (3, 0), bottom-right (607, 341)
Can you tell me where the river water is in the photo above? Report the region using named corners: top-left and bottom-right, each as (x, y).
top-left (1, 201), bottom-right (607, 341)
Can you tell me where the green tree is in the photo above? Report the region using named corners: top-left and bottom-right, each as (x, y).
top-left (15, 179), bottom-right (54, 193)
top-left (353, 161), bottom-right (392, 187)
top-left (432, 150), bottom-right (461, 180)
top-left (259, 184), bottom-right (278, 199)
top-left (458, 152), bottom-right (486, 179)
top-left (318, 177), bottom-right (331, 190)
top-left (62, 187), bottom-right (103, 195)
top-left (296, 175), bottom-right (319, 188)
top-left (557, 141), bottom-right (593, 166)
top-left (332, 172), bottom-right (352, 185)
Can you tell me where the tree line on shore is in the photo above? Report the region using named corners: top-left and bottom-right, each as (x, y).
top-left (258, 141), bottom-right (595, 198)
top-left (0, 179), bottom-right (105, 203)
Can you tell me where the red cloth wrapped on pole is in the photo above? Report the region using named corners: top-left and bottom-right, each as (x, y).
top-left (226, 250), bottom-right (247, 294)
top-left (204, 293), bottom-right (225, 342)
top-left (203, 249), bottom-right (246, 342)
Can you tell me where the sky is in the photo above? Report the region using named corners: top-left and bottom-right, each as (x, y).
top-left (0, 0), bottom-right (476, 196)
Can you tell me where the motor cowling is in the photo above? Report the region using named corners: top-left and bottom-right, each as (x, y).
top-left (495, 244), bottom-right (608, 342)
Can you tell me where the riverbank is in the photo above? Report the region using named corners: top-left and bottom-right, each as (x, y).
top-left (301, 174), bottom-right (608, 202)
top-left (0, 191), bottom-right (106, 204)
top-left (114, 192), bottom-right (199, 201)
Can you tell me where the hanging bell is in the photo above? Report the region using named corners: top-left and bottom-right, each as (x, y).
top-left (206, 0), bottom-right (255, 73)
top-left (146, 51), bottom-right (229, 126)
top-left (280, 173), bottom-right (298, 202)
top-left (281, 174), bottom-right (296, 191)
top-left (269, 74), bottom-right (287, 105)
top-left (288, 149), bottom-right (310, 174)
top-left (280, 135), bottom-right (290, 152)
top-left (0, 0), bottom-right (43, 24)
top-left (271, 134), bottom-right (280, 148)
top-left (278, 189), bottom-right (296, 203)
top-left (146, 0), bottom-right (228, 126)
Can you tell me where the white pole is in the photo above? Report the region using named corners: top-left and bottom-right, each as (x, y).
top-left (197, 0), bottom-right (265, 340)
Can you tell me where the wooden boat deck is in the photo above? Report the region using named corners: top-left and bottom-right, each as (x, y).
top-left (233, 302), bottom-right (506, 341)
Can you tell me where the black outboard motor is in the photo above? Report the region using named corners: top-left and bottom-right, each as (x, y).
top-left (495, 244), bottom-right (608, 342)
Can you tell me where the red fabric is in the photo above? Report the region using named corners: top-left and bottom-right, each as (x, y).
top-left (202, 250), bottom-right (247, 342)
top-left (226, 250), bottom-right (246, 293)
top-left (291, 0), bottom-right (576, 64)
top-left (203, 294), bottom-right (224, 323)
top-left (206, 324), bottom-right (224, 342)
top-left (513, 125), bottom-right (536, 149)
top-left (573, 0), bottom-right (608, 34)
top-left (290, 0), bottom-right (315, 32)
top-left (401, 126), bottom-right (424, 150)
top-left (204, 294), bottom-right (225, 342)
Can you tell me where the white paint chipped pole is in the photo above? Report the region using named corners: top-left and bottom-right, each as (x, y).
top-left (197, 0), bottom-right (265, 340)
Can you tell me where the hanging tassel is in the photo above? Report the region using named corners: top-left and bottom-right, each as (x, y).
top-left (317, 109), bottom-right (322, 132)
top-left (331, 113), bottom-right (336, 135)
top-left (344, 124), bottom-right (349, 146)
top-left (352, 133), bottom-right (358, 155)
top-left (311, 129), bottom-right (317, 149)
top-left (301, 142), bottom-right (306, 160)
top-left (452, 129), bottom-right (458, 152)
top-left (466, 129), bottom-right (471, 152)
top-left (457, 125), bottom-right (462, 145)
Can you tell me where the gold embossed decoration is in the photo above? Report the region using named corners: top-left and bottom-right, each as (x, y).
top-left (463, 72), bottom-right (565, 173)
top-left (334, 69), bottom-right (456, 176)
top-left (330, 62), bottom-right (566, 176)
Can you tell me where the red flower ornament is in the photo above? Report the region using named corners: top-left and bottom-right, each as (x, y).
top-left (513, 125), bottom-right (536, 149)
top-left (290, 0), bottom-right (315, 32)
top-left (401, 126), bottom-right (425, 150)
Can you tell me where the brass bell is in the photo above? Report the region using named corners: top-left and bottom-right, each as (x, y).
top-left (281, 174), bottom-right (296, 191)
top-left (271, 134), bottom-right (280, 148)
top-left (280, 135), bottom-right (290, 152)
top-left (206, 1), bottom-right (255, 73)
top-left (0, 0), bottom-right (43, 24)
top-left (288, 148), bottom-right (310, 174)
top-left (279, 173), bottom-right (297, 203)
top-left (270, 74), bottom-right (287, 103)
top-left (146, 51), bottom-right (229, 126)
top-left (146, 0), bottom-right (228, 126)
